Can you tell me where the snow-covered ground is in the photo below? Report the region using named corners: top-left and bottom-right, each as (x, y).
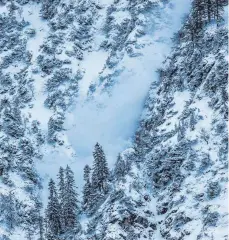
top-left (0, 1), bottom-right (228, 239)
top-left (0, 0), bottom-right (191, 205)
top-left (63, 0), bottom-right (192, 187)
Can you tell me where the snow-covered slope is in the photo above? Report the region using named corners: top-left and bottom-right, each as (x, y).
top-left (83, 14), bottom-right (227, 240)
top-left (77, 3), bottom-right (228, 240)
top-left (0, 0), bottom-right (228, 239)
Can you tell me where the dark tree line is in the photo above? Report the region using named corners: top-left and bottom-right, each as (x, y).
top-left (44, 142), bottom-right (128, 238)
top-left (45, 166), bottom-right (80, 240)
top-left (82, 143), bottom-right (130, 215)
top-left (178, 0), bottom-right (227, 41)
top-left (82, 143), bottom-right (109, 214)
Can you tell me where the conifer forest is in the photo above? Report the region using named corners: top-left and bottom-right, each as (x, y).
top-left (0, 0), bottom-right (228, 239)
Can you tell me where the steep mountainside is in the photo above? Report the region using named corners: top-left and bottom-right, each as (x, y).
top-left (0, 0), bottom-right (228, 239)
top-left (78, 4), bottom-right (228, 240)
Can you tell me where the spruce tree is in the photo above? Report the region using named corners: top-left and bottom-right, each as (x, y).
top-left (183, 0), bottom-right (227, 42)
top-left (45, 179), bottom-right (61, 239)
top-left (91, 143), bottom-right (109, 193)
top-left (83, 165), bottom-right (92, 210)
top-left (57, 166), bottom-right (65, 232)
top-left (63, 165), bottom-right (80, 232)
top-left (84, 164), bottom-right (91, 181)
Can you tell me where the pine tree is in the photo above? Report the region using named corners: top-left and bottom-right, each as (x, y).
top-left (91, 143), bottom-right (109, 193)
top-left (83, 165), bottom-right (92, 209)
top-left (57, 166), bottom-right (65, 232)
top-left (45, 179), bottom-right (61, 239)
top-left (63, 165), bottom-right (80, 232)
top-left (114, 154), bottom-right (126, 179)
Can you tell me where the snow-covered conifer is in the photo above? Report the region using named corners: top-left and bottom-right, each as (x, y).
top-left (91, 143), bottom-right (109, 193)
top-left (63, 165), bottom-right (80, 232)
top-left (83, 165), bottom-right (92, 210)
top-left (45, 179), bottom-right (61, 238)
top-left (57, 166), bottom-right (65, 232)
